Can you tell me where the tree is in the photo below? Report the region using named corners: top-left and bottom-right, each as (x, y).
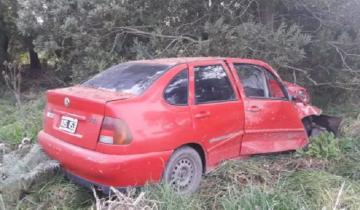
top-left (16, 0), bottom-right (309, 82)
top-left (0, 0), bottom-right (41, 76)
top-left (0, 16), bottom-right (9, 68)
top-left (0, 0), bottom-right (13, 69)
top-left (13, 0), bottom-right (360, 105)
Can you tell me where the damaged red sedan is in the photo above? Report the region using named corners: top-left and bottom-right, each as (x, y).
top-left (38, 57), bottom-right (341, 194)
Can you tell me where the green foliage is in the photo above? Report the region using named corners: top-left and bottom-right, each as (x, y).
top-left (14, 0), bottom-right (312, 83)
top-left (0, 0), bottom-right (18, 67)
top-left (0, 0), bottom-right (356, 106)
top-left (297, 132), bottom-right (342, 160)
top-left (206, 21), bottom-right (311, 69)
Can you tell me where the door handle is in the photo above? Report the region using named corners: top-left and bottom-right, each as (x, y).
top-left (247, 106), bottom-right (261, 112)
top-left (194, 111), bottom-right (211, 119)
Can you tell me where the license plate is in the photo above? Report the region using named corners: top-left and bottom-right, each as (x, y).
top-left (59, 116), bottom-right (78, 133)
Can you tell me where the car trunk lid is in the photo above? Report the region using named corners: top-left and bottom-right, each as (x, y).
top-left (44, 86), bottom-right (133, 150)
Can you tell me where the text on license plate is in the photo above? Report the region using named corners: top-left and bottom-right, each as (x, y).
top-left (59, 116), bottom-right (78, 133)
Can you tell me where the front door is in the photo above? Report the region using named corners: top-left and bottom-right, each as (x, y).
top-left (229, 62), bottom-right (307, 155)
top-left (188, 60), bottom-right (245, 167)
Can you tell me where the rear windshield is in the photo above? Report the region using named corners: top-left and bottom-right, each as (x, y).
top-left (82, 63), bottom-right (171, 95)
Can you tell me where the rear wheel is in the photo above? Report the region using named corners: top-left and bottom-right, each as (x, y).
top-left (163, 146), bottom-right (203, 194)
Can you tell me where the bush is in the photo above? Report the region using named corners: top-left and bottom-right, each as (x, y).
top-left (297, 132), bottom-right (341, 160)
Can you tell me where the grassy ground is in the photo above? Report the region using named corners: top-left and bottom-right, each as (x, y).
top-left (0, 90), bottom-right (44, 146)
top-left (1, 89), bottom-right (359, 210)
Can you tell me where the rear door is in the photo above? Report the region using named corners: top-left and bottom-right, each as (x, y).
top-left (189, 60), bottom-right (244, 166)
top-left (228, 61), bottom-right (307, 155)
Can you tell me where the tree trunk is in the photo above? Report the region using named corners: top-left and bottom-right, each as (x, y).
top-left (259, 0), bottom-right (274, 30)
top-left (26, 38), bottom-right (42, 75)
top-left (29, 47), bottom-right (41, 70)
top-left (0, 18), bottom-right (9, 69)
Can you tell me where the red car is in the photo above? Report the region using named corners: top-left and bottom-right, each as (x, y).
top-left (38, 57), bottom-right (340, 194)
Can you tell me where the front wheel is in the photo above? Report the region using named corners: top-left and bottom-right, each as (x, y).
top-left (310, 125), bottom-right (328, 137)
top-left (162, 146), bottom-right (203, 194)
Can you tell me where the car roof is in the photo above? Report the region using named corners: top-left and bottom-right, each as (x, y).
top-left (126, 57), bottom-right (278, 76)
top-left (128, 57), bottom-right (269, 67)
top-left (128, 57), bottom-right (224, 66)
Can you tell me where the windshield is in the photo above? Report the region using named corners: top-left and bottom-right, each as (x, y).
top-left (82, 63), bottom-right (171, 95)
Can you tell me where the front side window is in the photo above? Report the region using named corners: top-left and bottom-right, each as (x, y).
top-left (194, 65), bottom-right (235, 104)
top-left (83, 63), bottom-right (171, 95)
top-left (164, 69), bottom-right (188, 105)
top-left (234, 64), bottom-right (269, 98)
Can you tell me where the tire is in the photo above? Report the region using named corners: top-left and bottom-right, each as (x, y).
top-left (310, 126), bottom-right (328, 137)
top-left (162, 146), bottom-right (203, 194)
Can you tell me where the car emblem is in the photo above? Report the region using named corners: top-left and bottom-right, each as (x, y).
top-left (64, 97), bottom-right (70, 107)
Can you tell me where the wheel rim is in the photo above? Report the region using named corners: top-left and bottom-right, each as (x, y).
top-left (169, 157), bottom-right (195, 192)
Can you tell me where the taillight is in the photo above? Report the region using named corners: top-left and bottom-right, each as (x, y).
top-left (99, 117), bottom-right (132, 145)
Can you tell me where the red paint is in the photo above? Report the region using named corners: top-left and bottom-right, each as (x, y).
top-left (283, 81), bottom-right (322, 118)
top-left (38, 57), bottom-right (320, 188)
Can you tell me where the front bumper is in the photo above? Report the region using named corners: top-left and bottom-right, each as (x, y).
top-left (38, 130), bottom-right (172, 188)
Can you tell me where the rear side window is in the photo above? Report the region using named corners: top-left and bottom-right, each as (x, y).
top-left (164, 69), bottom-right (188, 105)
top-left (194, 65), bottom-right (235, 104)
top-left (234, 64), bottom-right (269, 98)
top-left (82, 63), bottom-right (171, 95)
top-left (264, 71), bottom-right (287, 99)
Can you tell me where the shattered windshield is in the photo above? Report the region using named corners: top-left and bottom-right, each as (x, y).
top-left (82, 63), bottom-right (171, 95)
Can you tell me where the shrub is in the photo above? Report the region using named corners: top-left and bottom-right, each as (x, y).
top-left (297, 132), bottom-right (341, 160)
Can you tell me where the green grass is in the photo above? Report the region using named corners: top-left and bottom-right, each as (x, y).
top-left (218, 185), bottom-right (306, 210)
top-left (1, 90), bottom-right (360, 210)
top-left (0, 93), bottom-right (44, 145)
top-left (282, 171), bottom-right (360, 209)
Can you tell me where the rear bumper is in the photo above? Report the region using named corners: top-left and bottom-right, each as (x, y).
top-left (38, 130), bottom-right (172, 188)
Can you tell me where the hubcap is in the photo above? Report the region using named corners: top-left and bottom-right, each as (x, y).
top-left (169, 157), bottom-right (195, 191)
